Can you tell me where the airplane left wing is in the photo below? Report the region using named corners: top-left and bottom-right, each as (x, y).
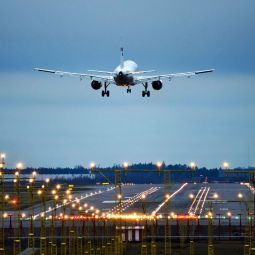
top-left (33, 68), bottom-right (114, 83)
top-left (134, 69), bottom-right (214, 83)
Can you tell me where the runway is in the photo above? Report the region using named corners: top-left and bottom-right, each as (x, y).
top-left (5, 182), bottom-right (252, 228)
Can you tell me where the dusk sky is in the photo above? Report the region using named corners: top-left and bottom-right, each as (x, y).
top-left (0, 1), bottom-right (255, 168)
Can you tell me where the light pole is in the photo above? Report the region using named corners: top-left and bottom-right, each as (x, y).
top-left (216, 213), bottom-right (221, 240)
top-left (13, 162), bottom-right (23, 255)
top-left (207, 192), bottom-right (218, 255)
top-left (156, 161), bottom-right (162, 176)
top-left (123, 162), bottom-right (128, 175)
top-left (37, 186), bottom-right (47, 255)
top-left (0, 153), bottom-right (5, 255)
top-left (227, 211), bottom-right (232, 240)
top-left (27, 171), bottom-right (36, 254)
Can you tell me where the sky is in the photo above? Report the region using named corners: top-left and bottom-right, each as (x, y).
top-left (0, 0), bottom-right (255, 168)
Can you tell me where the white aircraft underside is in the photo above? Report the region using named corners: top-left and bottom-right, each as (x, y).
top-left (34, 48), bottom-right (214, 97)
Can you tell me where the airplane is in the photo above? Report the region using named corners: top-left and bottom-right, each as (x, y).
top-left (34, 48), bottom-right (214, 97)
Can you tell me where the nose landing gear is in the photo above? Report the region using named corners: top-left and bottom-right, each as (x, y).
top-left (127, 87), bottom-right (131, 93)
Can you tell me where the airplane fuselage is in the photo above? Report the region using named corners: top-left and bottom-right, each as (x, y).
top-left (113, 60), bottom-right (137, 86)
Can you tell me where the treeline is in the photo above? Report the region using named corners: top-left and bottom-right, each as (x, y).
top-left (4, 163), bottom-right (253, 184)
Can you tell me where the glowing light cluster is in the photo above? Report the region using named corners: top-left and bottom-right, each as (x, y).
top-left (151, 183), bottom-right (188, 216)
top-left (109, 187), bottom-right (159, 214)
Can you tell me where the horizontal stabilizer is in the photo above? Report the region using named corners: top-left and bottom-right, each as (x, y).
top-left (88, 70), bottom-right (115, 75)
top-left (128, 70), bottom-right (155, 75)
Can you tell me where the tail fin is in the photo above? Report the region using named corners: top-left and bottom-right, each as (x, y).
top-left (120, 47), bottom-right (124, 68)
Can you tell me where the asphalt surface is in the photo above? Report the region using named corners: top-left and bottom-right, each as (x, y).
top-left (3, 182), bottom-right (254, 227)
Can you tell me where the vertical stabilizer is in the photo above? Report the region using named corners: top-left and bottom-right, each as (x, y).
top-left (120, 47), bottom-right (124, 68)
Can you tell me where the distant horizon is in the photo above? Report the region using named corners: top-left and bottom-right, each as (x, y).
top-left (2, 161), bottom-right (254, 170)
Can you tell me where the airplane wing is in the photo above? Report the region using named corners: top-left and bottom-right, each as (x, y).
top-left (33, 68), bottom-right (114, 83)
top-left (134, 69), bottom-right (214, 83)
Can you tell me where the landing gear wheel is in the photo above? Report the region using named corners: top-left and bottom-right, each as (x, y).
top-left (102, 82), bottom-right (110, 97)
top-left (127, 88), bottom-right (131, 93)
top-left (102, 90), bottom-right (110, 97)
top-left (142, 82), bottom-right (150, 97)
top-left (142, 90), bottom-right (150, 97)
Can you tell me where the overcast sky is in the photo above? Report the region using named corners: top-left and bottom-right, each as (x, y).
top-left (0, 1), bottom-right (255, 168)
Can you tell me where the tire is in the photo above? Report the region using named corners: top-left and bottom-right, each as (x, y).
top-left (147, 91), bottom-right (150, 97)
top-left (101, 90), bottom-right (105, 97)
top-left (142, 91), bottom-right (145, 97)
top-left (106, 90), bottom-right (110, 97)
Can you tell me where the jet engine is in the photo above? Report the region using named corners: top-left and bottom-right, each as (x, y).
top-left (91, 80), bottom-right (102, 90)
top-left (152, 80), bottom-right (163, 90)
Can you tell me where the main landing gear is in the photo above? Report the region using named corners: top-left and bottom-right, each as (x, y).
top-left (102, 82), bottom-right (110, 97)
top-left (142, 82), bottom-right (150, 97)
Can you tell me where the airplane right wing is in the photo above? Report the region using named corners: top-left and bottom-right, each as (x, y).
top-left (134, 69), bottom-right (214, 83)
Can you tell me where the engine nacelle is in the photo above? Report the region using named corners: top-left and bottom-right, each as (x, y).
top-left (91, 80), bottom-right (102, 90)
top-left (152, 80), bottom-right (163, 90)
